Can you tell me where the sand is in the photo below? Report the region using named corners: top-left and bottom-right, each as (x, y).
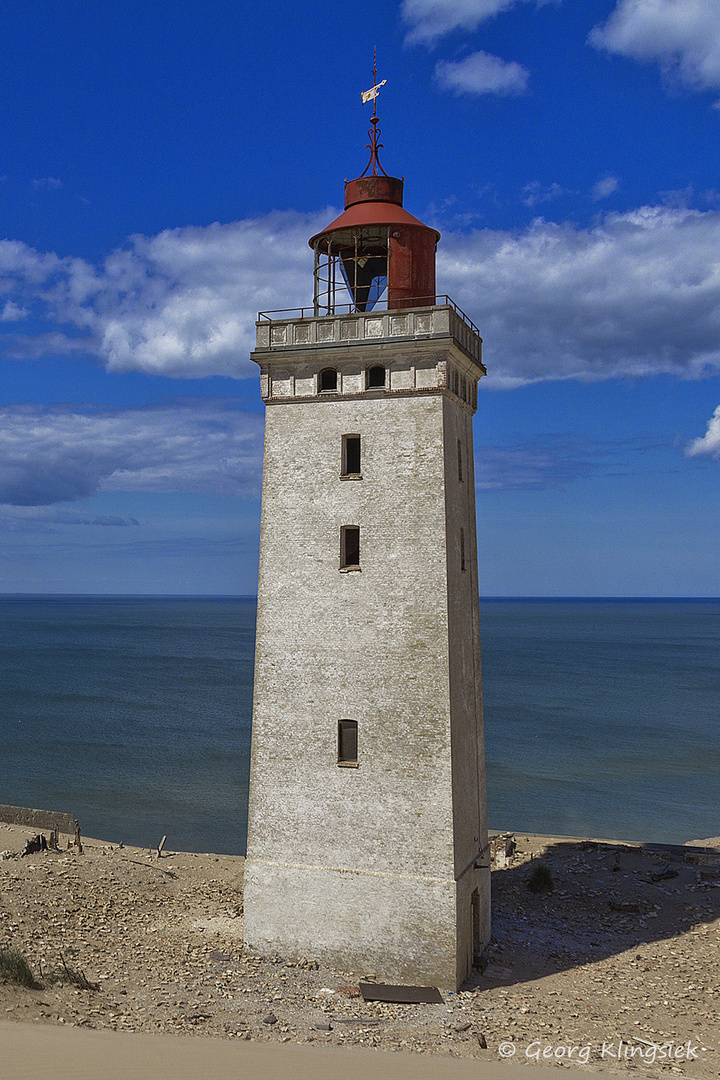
top-left (1, 823), bottom-right (718, 1078)
top-left (0, 1018), bottom-right (623, 1080)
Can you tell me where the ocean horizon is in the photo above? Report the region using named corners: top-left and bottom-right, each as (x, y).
top-left (1, 594), bottom-right (717, 853)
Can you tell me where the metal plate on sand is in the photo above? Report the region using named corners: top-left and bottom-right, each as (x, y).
top-left (359, 982), bottom-right (443, 1004)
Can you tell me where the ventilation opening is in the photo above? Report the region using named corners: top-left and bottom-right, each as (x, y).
top-left (338, 719), bottom-right (358, 765)
top-left (460, 528), bottom-right (466, 572)
top-left (342, 435), bottom-right (361, 476)
top-left (340, 525), bottom-right (360, 568)
top-left (367, 365), bottom-right (386, 389)
top-left (319, 368), bottom-right (338, 392)
top-left (471, 888), bottom-right (482, 966)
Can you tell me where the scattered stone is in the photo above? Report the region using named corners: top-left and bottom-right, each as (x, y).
top-left (21, 834), bottom-right (47, 856)
top-left (608, 900), bottom-right (641, 913)
top-left (0, 823), bottom-right (718, 1073)
top-left (649, 867), bottom-right (679, 882)
top-left (263, 1012), bottom-right (278, 1025)
top-left (482, 965), bottom-right (513, 981)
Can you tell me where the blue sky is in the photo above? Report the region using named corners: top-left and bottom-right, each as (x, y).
top-left (0, 0), bottom-right (718, 596)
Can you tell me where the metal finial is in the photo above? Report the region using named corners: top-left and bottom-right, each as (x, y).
top-left (359, 48), bottom-right (388, 178)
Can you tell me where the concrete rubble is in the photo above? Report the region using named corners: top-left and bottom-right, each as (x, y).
top-left (0, 823), bottom-right (718, 1075)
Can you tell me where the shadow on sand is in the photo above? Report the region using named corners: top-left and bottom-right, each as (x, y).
top-left (464, 836), bottom-right (720, 991)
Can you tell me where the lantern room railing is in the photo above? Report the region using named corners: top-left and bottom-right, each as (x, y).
top-left (257, 295), bottom-right (480, 338)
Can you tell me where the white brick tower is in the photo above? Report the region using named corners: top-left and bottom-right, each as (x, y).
top-left (243, 94), bottom-right (489, 990)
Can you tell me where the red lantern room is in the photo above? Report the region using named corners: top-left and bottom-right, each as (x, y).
top-left (309, 86), bottom-right (439, 315)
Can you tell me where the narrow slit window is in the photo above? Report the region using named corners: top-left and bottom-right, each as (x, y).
top-left (460, 528), bottom-right (466, 572)
top-left (367, 365), bottom-right (386, 388)
top-left (342, 434), bottom-right (361, 476)
top-left (341, 525), bottom-right (360, 568)
top-left (471, 888), bottom-right (482, 966)
top-left (338, 719), bottom-right (358, 765)
top-left (457, 439), bottom-right (463, 482)
top-left (319, 367), bottom-right (338, 392)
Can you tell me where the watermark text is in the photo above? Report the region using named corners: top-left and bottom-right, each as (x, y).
top-left (496, 1038), bottom-right (702, 1066)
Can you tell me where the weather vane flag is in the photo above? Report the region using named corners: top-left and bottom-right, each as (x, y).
top-left (361, 78), bottom-right (386, 105)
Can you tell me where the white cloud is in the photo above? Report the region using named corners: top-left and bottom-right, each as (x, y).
top-left (0, 400), bottom-right (263, 507)
top-left (475, 436), bottom-right (659, 490)
top-left (0, 301), bottom-right (28, 321)
top-left (592, 174), bottom-right (620, 201)
top-left (0, 506), bottom-right (141, 530)
top-left (436, 51), bottom-right (530, 95)
top-left (686, 405), bottom-right (720, 457)
top-left (522, 181), bottom-right (564, 206)
top-left (402, 0), bottom-right (534, 45)
top-left (31, 177), bottom-right (62, 191)
top-left (2, 332), bottom-right (97, 359)
top-left (590, 0), bottom-right (720, 96)
top-left (96, 215), bottom-right (320, 378)
top-left (439, 205), bottom-right (720, 385)
top-left (476, 443), bottom-right (593, 490)
top-left (3, 204), bottom-right (720, 387)
top-left (0, 212), bottom-right (325, 379)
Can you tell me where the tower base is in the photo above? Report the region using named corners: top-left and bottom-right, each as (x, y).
top-left (243, 858), bottom-right (490, 990)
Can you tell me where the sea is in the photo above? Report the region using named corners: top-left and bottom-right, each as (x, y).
top-left (0, 596), bottom-right (717, 855)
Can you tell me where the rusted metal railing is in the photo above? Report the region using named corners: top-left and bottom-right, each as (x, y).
top-left (257, 295), bottom-right (480, 339)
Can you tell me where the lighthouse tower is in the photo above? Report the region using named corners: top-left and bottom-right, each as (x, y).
top-left (243, 89), bottom-right (489, 990)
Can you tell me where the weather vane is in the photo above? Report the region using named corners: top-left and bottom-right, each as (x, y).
top-left (360, 48), bottom-right (388, 177)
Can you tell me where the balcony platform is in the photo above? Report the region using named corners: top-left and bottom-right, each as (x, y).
top-left (255, 299), bottom-right (484, 370)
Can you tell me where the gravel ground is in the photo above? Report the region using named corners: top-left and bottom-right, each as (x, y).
top-left (1, 823), bottom-right (718, 1076)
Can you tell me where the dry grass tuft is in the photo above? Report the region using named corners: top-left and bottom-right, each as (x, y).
top-left (0, 947), bottom-right (39, 988)
top-left (526, 862), bottom-right (555, 894)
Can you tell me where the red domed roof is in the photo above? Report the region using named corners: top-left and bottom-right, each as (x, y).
top-left (309, 173), bottom-right (440, 248)
top-left (309, 202), bottom-right (439, 248)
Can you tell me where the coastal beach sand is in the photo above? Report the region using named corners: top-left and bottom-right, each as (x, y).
top-left (0, 1018), bottom-right (617, 1080)
top-left (0, 823), bottom-right (718, 1078)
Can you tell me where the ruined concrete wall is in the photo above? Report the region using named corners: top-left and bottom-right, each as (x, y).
top-left (0, 805), bottom-right (75, 835)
